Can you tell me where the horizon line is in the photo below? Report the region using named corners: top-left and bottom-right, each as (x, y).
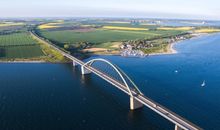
top-left (0, 16), bottom-right (220, 22)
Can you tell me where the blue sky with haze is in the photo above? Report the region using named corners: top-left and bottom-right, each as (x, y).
top-left (0, 0), bottom-right (219, 20)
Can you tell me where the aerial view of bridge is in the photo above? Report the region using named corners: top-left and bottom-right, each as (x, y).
top-left (31, 31), bottom-right (202, 130)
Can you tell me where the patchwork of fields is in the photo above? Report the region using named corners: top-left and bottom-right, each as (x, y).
top-left (40, 29), bottom-right (184, 47)
top-left (81, 22), bottom-right (159, 29)
top-left (0, 32), bottom-right (44, 59)
top-left (37, 20), bottom-right (191, 55)
top-left (0, 33), bottom-right (37, 46)
top-left (0, 45), bottom-right (43, 59)
top-left (0, 19), bottom-right (219, 61)
top-left (102, 26), bottom-right (149, 31)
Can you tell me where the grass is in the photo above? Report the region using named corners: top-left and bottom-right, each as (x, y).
top-left (0, 25), bottom-right (24, 31)
top-left (82, 22), bottom-right (158, 29)
top-left (102, 26), bottom-right (148, 31)
top-left (0, 33), bottom-right (38, 46)
top-left (37, 21), bottom-right (189, 56)
top-left (0, 45), bottom-right (44, 59)
top-left (30, 32), bottom-right (68, 62)
top-left (0, 24), bottom-right (72, 61)
top-left (94, 42), bottom-right (121, 49)
top-left (0, 32), bottom-right (45, 60)
top-left (194, 28), bottom-right (220, 33)
top-left (141, 44), bottom-right (168, 54)
top-left (40, 29), bottom-right (183, 45)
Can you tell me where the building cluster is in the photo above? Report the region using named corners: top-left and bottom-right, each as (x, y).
top-left (168, 35), bottom-right (187, 43)
top-left (121, 40), bottom-right (155, 50)
top-left (120, 40), bottom-right (149, 57)
top-left (120, 49), bottom-right (145, 57)
top-left (120, 34), bottom-right (189, 57)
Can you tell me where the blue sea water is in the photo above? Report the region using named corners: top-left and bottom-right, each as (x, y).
top-left (157, 20), bottom-right (220, 27)
top-left (0, 33), bottom-right (220, 130)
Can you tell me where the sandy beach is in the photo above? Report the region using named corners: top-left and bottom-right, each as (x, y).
top-left (148, 33), bottom-right (209, 56)
top-left (148, 42), bottom-right (178, 56)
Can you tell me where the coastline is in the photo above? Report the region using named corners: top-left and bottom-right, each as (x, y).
top-left (0, 60), bottom-right (73, 64)
top-left (148, 42), bottom-right (178, 56)
top-left (148, 33), bottom-right (210, 56)
top-left (0, 61), bottom-right (46, 63)
top-left (0, 33), bottom-right (213, 63)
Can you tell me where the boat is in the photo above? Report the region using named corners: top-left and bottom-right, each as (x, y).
top-left (201, 80), bottom-right (206, 87)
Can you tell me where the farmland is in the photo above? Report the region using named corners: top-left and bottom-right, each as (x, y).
top-left (0, 32), bottom-right (44, 60)
top-left (37, 21), bottom-right (185, 56)
top-left (0, 33), bottom-right (38, 46)
top-left (40, 29), bottom-right (184, 46)
top-left (0, 25), bottom-right (25, 32)
top-left (0, 45), bottom-right (43, 59)
top-left (194, 28), bottom-right (220, 33)
top-left (2, 18), bottom-right (219, 61)
top-left (102, 26), bottom-right (149, 31)
top-left (80, 21), bottom-right (159, 29)
top-left (0, 22), bottom-right (24, 27)
top-left (157, 27), bottom-right (194, 31)
top-left (38, 22), bottom-right (63, 29)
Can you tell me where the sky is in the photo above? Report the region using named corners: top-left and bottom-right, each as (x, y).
top-left (0, 0), bottom-right (219, 20)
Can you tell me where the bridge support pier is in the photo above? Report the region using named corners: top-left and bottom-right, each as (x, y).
top-left (72, 61), bottom-right (77, 66)
top-left (81, 66), bottom-right (91, 75)
top-left (130, 97), bottom-right (143, 110)
top-left (175, 125), bottom-right (183, 130)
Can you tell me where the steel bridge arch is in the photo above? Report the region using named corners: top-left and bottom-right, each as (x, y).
top-left (82, 58), bottom-right (143, 97)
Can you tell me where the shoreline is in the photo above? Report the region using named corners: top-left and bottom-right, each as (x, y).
top-left (148, 33), bottom-right (210, 56)
top-left (0, 60), bottom-right (46, 63)
top-left (0, 61), bottom-right (72, 64)
top-left (0, 33), bottom-right (213, 63)
top-left (148, 42), bottom-right (178, 56)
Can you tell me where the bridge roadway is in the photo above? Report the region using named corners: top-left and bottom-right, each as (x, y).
top-left (31, 31), bottom-right (202, 130)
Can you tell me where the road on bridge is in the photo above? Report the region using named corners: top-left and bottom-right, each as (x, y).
top-left (30, 31), bottom-right (202, 130)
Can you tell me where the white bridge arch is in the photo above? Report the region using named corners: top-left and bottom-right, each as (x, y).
top-left (31, 31), bottom-right (202, 130)
top-left (81, 58), bottom-right (143, 97)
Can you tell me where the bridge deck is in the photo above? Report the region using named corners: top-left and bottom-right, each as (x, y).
top-left (84, 66), bottom-right (201, 130)
top-left (31, 31), bottom-right (202, 130)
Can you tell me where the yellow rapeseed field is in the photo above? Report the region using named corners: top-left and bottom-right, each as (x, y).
top-left (102, 26), bottom-right (148, 31)
top-left (38, 22), bottom-right (63, 29)
top-left (0, 22), bottom-right (24, 27)
top-left (157, 27), bottom-right (193, 31)
top-left (194, 28), bottom-right (220, 33)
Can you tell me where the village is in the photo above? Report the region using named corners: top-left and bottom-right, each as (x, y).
top-left (120, 34), bottom-right (189, 57)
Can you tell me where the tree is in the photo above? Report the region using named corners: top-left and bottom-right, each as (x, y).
top-left (64, 44), bottom-right (70, 50)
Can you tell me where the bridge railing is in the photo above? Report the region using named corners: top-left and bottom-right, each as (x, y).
top-left (31, 30), bottom-right (202, 130)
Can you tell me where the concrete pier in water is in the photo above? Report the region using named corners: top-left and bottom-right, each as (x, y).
top-left (30, 31), bottom-right (202, 130)
top-left (81, 66), bottom-right (91, 75)
top-left (130, 96), bottom-right (143, 110)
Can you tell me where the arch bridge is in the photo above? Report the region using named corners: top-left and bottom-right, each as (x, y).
top-left (31, 31), bottom-right (202, 130)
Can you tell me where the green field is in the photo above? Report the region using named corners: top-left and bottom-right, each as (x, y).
top-left (87, 22), bottom-right (158, 29)
top-left (41, 29), bottom-right (183, 46)
top-left (0, 25), bottom-right (24, 31)
top-left (36, 20), bottom-right (190, 56)
top-left (0, 33), bottom-right (38, 46)
top-left (0, 45), bottom-right (44, 59)
top-left (0, 32), bottom-right (44, 59)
